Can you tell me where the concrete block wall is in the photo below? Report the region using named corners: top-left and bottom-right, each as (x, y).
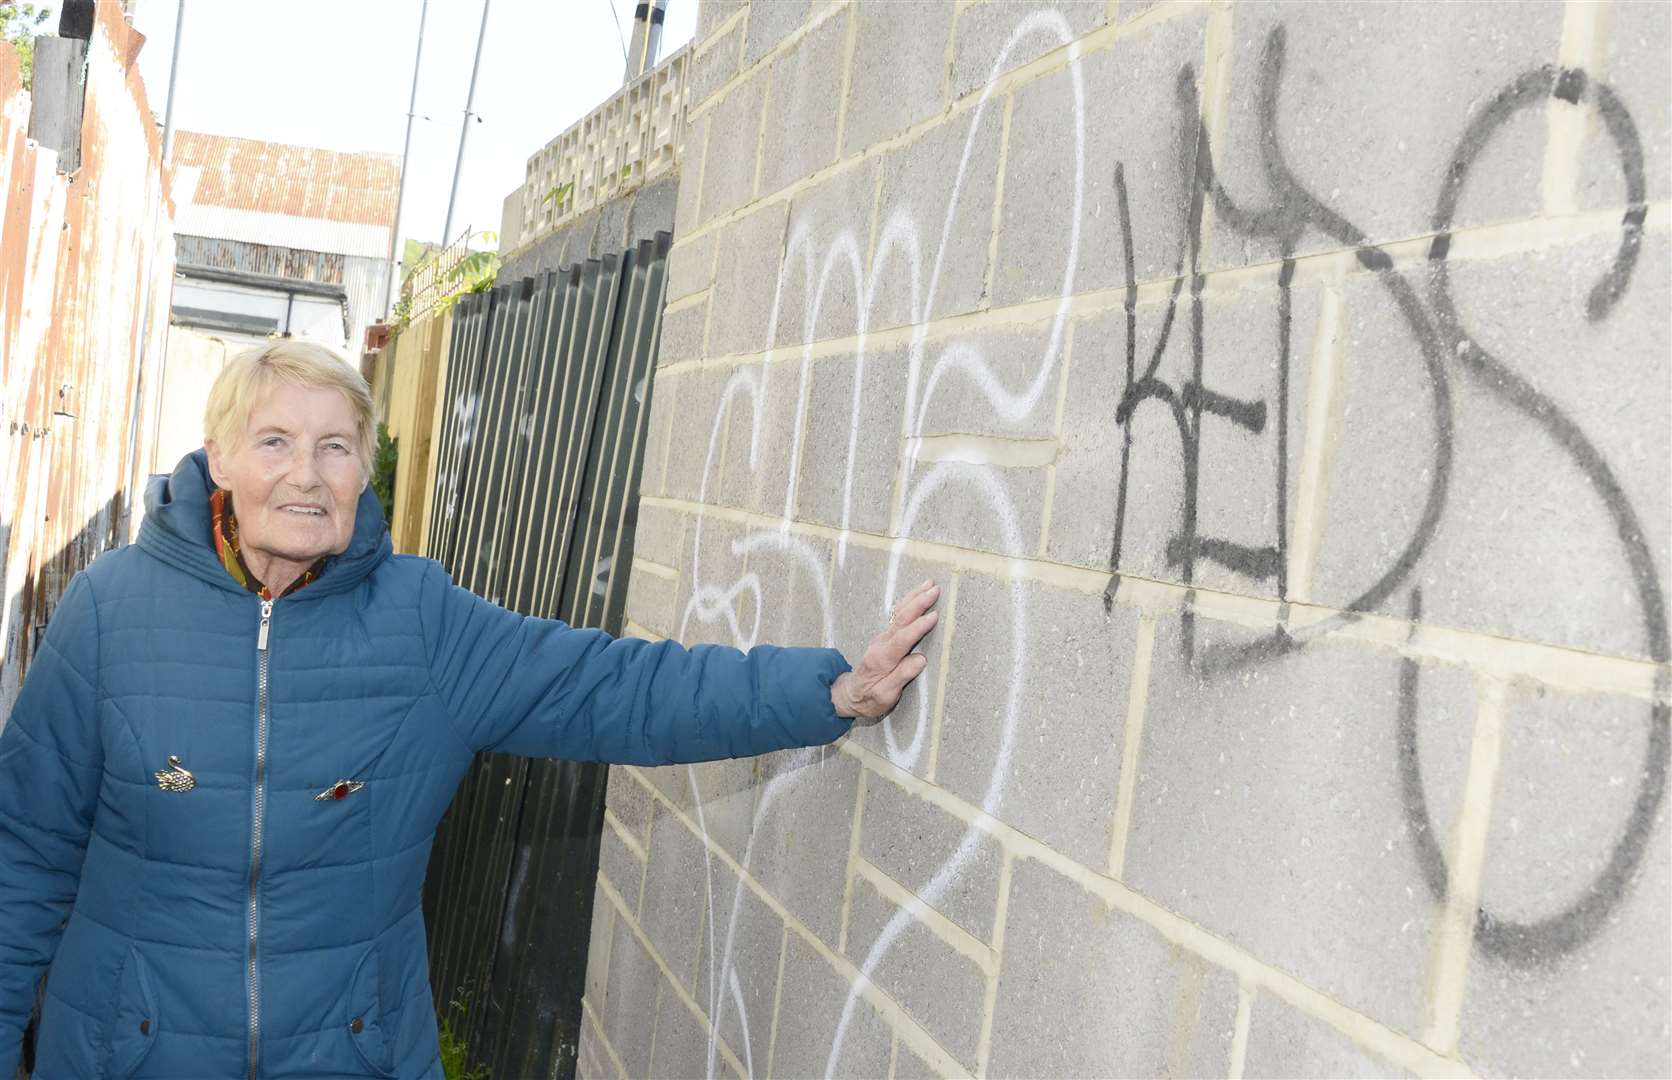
top-left (583, 1), bottom-right (1672, 1076)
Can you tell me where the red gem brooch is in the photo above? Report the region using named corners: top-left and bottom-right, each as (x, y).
top-left (314, 779), bottom-right (366, 802)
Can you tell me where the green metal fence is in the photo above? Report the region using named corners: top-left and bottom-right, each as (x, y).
top-left (421, 232), bottom-right (670, 1079)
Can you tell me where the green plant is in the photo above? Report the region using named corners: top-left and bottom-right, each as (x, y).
top-left (437, 991), bottom-right (490, 1080)
top-left (371, 423), bottom-right (398, 524)
top-left (431, 247), bottom-right (500, 316)
top-left (541, 180), bottom-right (575, 210)
top-left (0, 2), bottom-right (51, 89)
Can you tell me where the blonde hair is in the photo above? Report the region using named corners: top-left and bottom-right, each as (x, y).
top-left (204, 340), bottom-right (376, 477)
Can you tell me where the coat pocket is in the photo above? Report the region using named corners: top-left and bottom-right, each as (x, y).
top-left (104, 945), bottom-right (159, 1079)
top-left (347, 945), bottom-right (398, 1078)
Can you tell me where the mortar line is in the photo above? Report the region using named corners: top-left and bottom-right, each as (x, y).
top-left (645, 982), bottom-right (665, 1079)
top-left (701, 225), bottom-right (721, 295)
top-left (621, 768), bottom-right (662, 846)
top-left (907, 433), bottom-right (1059, 468)
top-left (864, 136), bottom-right (887, 282)
top-left (656, 203), bottom-right (1671, 376)
top-left (1423, 676), bottom-right (1508, 1054)
top-left (837, 764), bottom-right (870, 955)
top-left (853, 857), bottom-right (998, 977)
top-left (595, 872), bottom-right (750, 1078)
top-left (973, 847), bottom-right (1015, 1077)
top-left (783, 328), bottom-right (819, 528)
top-left (750, 71), bottom-right (771, 206)
top-left (580, 900), bottom-right (617, 1073)
top-left (622, 619), bottom-right (663, 642)
top-left (833, 2), bottom-right (858, 161)
top-left (1118, 0), bottom-right (1207, 36)
top-left (578, 997), bottom-right (630, 1080)
top-left (1194, 0), bottom-right (1238, 258)
top-left (706, 5), bottom-right (746, 49)
top-left (620, 763), bottom-right (656, 799)
top-left (1036, 317), bottom-right (1077, 555)
top-left (1543, 0), bottom-right (1609, 216)
top-left (924, 571), bottom-right (961, 783)
top-left (664, 289), bottom-right (710, 316)
top-left (765, 925), bottom-right (788, 1078)
top-left (1049, 312), bottom-right (1079, 440)
top-left (1036, 463), bottom-right (1058, 559)
top-left (981, 91), bottom-right (1017, 310)
top-left (596, 896), bottom-right (617, 998)
top-left (835, 742), bottom-right (1471, 1078)
top-left (713, 373), bottom-right (734, 525)
top-left (686, 103), bottom-right (711, 242)
top-left (653, 372), bottom-right (680, 498)
top-left (603, 807), bottom-right (650, 863)
top-left (1228, 979), bottom-right (1254, 1080)
top-left (887, 384), bottom-right (914, 539)
top-left (940, 1), bottom-right (962, 110)
top-left (631, 556), bottom-right (679, 580)
top-left (1285, 283), bottom-right (1344, 603)
top-left (640, 495), bottom-right (1671, 698)
top-left (633, 804), bottom-right (661, 919)
top-left (1108, 612), bottom-right (1158, 879)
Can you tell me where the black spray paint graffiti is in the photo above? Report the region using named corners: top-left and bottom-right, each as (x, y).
top-left (1103, 25), bottom-right (1666, 967)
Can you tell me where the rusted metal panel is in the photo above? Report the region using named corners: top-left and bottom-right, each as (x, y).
top-left (0, 4), bottom-right (176, 715)
top-left (170, 130), bottom-right (398, 227)
top-left (174, 234), bottom-right (345, 283)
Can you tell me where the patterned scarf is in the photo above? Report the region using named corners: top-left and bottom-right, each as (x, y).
top-left (210, 489), bottom-right (325, 601)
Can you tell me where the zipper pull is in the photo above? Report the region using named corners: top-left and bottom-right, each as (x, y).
top-left (258, 599), bottom-right (273, 651)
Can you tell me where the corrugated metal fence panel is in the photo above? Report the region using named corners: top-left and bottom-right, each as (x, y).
top-left (0, 10), bottom-right (175, 717)
top-left (421, 233), bottom-right (670, 1080)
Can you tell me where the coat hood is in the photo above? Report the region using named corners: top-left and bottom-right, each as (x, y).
top-left (137, 447), bottom-right (393, 599)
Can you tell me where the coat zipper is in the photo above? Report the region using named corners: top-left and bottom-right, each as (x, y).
top-left (248, 598), bottom-right (273, 1080)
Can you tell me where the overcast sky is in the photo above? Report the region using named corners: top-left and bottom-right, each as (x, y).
top-left (116, 0), bottom-right (696, 251)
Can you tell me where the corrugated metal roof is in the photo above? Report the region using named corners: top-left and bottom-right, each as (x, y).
top-left (342, 254), bottom-right (394, 353)
top-left (172, 131), bottom-right (399, 226)
top-left (175, 202), bottom-right (391, 259)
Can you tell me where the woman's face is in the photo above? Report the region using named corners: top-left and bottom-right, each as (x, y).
top-left (205, 382), bottom-right (365, 568)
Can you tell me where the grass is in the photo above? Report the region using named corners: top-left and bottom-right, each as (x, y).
top-left (437, 991), bottom-right (491, 1080)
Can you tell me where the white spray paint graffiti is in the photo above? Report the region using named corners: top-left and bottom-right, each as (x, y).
top-left (438, 390), bottom-right (481, 528)
top-left (664, 12), bottom-right (1087, 1077)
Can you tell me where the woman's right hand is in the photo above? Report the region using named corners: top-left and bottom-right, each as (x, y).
top-left (831, 579), bottom-right (941, 721)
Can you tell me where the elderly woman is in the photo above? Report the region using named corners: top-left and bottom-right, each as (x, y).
top-left (0, 342), bottom-right (939, 1079)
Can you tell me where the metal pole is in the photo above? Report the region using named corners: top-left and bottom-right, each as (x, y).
top-left (384, 0), bottom-right (430, 319)
top-left (125, 0), bottom-right (188, 540)
top-left (160, 0), bottom-right (186, 162)
top-left (441, 0), bottom-right (491, 245)
top-left (622, 0), bottom-right (648, 82)
top-left (645, 0), bottom-right (667, 73)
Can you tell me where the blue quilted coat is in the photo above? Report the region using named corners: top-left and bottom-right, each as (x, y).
top-left (0, 449), bottom-right (852, 1078)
